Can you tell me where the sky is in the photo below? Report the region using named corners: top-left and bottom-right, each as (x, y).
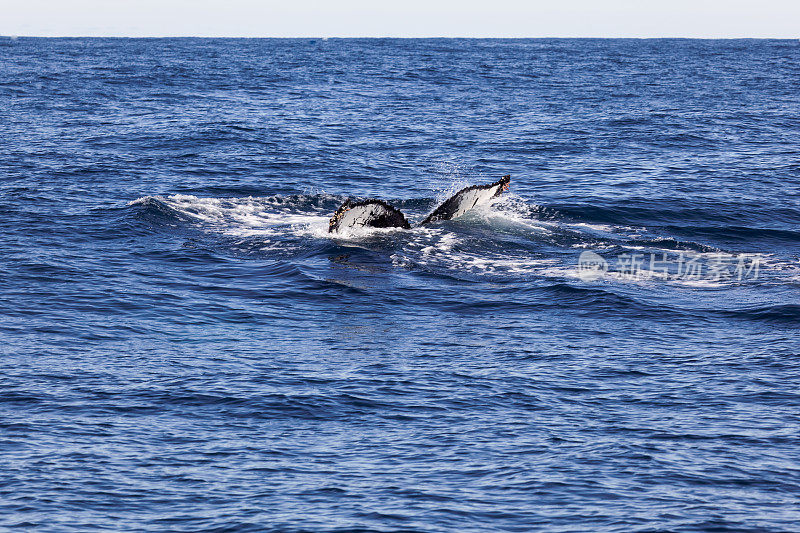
top-left (2, 0), bottom-right (799, 38)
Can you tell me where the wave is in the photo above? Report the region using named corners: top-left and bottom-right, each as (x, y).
top-left (130, 193), bottom-right (336, 238)
top-left (664, 225), bottom-right (800, 244)
top-left (127, 193), bottom-right (799, 293)
top-left (550, 200), bottom-right (800, 233)
top-left (719, 304), bottom-right (800, 325)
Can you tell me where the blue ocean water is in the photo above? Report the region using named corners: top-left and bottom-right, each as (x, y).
top-left (1, 37), bottom-right (799, 532)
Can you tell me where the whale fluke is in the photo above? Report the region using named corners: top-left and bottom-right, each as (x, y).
top-left (327, 176), bottom-right (511, 233)
top-left (328, 199), bottom-right (411, 233)
top-left (420, 175), bottom-right (510, 225)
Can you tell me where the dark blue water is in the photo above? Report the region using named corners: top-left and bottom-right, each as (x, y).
top-left (2, 37), bottom-right (800, 532)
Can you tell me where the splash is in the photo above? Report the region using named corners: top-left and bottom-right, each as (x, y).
top-left (129, 192), bottom-right (792, 288)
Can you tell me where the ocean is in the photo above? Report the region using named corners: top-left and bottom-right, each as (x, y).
top-left (1, 37), bottom-right (799, 532)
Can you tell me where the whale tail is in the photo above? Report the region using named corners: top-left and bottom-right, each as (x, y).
top-left (420, 175), bottom-right (510, 225)
top-left (327, 175), bottom-right (510, 233)
top-left (328, 198), bottom-right (411, 233)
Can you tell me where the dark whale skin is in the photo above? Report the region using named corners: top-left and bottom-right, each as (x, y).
top-left (328, 175), bottom-right (510, 232)
top-left (328, 199), bottom-right (411, 233)
top-left (419, 175), bottom-right (510, 225)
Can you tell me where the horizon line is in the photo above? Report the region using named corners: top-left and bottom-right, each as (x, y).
top-left (4, 35), bottom-right (800, 40)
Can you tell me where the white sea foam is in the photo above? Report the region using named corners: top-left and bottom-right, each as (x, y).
top-left (130, 193), bottom-right (798, 287)
top-left (132, 194), bottom-right (330, 238)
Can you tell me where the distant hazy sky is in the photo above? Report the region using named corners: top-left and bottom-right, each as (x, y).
top-left (3, 0), bottom-right (799, 38)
